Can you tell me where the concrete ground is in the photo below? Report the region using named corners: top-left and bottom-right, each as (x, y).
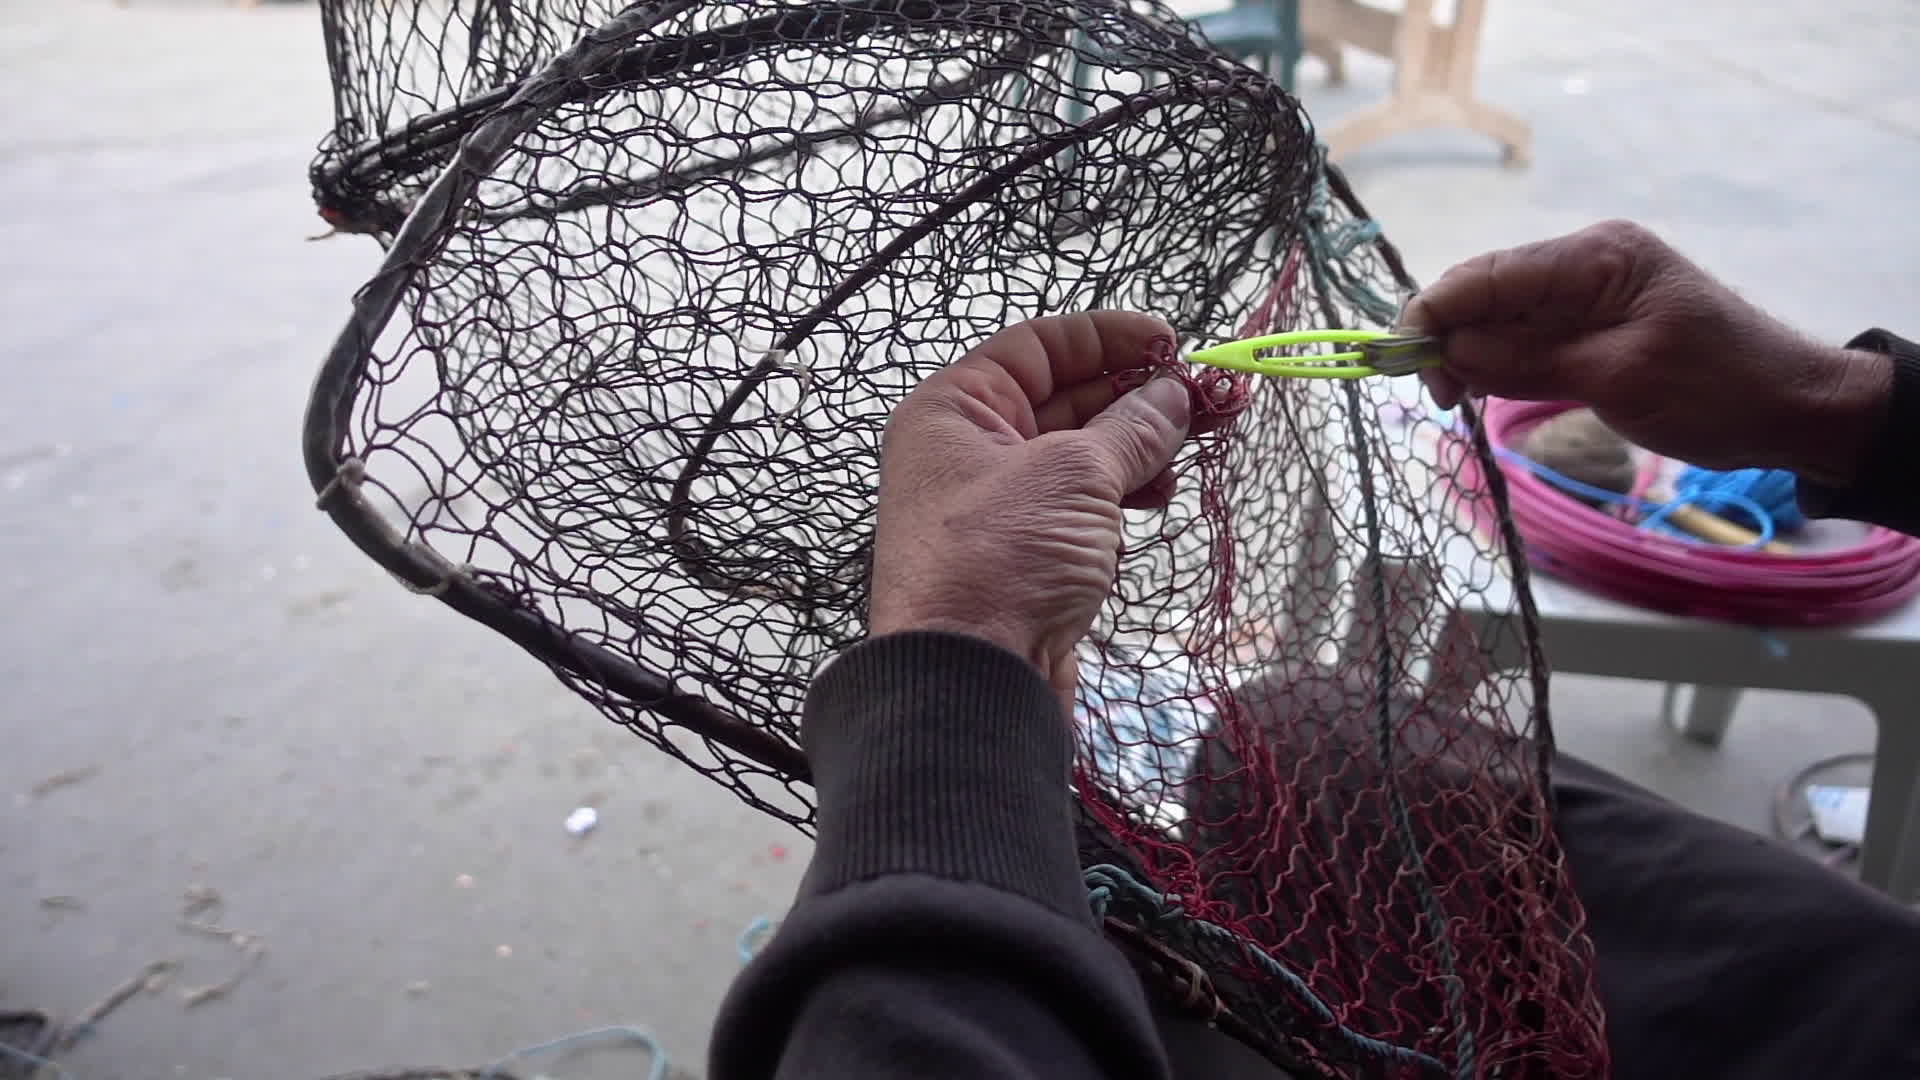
top-left (1, 0), bottom-right (1912, 1077)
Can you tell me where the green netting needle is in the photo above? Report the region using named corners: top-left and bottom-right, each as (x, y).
top-left (1185, 329), bottom-right (1443, 379)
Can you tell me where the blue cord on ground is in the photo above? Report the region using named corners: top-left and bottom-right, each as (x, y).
top-left (737, 915), bottom-right (775, 966)
top-left (483, 1024), bottom-right (669, 1080)
top-left (0, 1038), bottom-right (74, 1079)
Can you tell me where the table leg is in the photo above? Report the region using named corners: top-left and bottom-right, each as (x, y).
top-left (1662, 683), bottom-right (1741, 747)
top-left (1859, 696), bottom-right (1920, 900)
top-left (1465, 606), bottom-right (1920, 897)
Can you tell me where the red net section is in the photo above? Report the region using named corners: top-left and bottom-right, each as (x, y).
top-left (1071, 265), bottom-right (1605, 1078)
top-left (306, 0), bottom-right (1606, 1074)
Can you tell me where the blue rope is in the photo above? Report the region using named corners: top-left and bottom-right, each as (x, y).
top-left (1495, 451), bottom-right (1798, 549)
top-left (1491, 448), bottom-right (1654, 510)
top-left (1302, 151), bottom-right (1404, 326)
top-left (1652, 466), bottom-right (1802, 540)
top-left (1085, 865), bottom-right (1448, 1076)
top-left (482, 1025), bottom-right (669, 1080)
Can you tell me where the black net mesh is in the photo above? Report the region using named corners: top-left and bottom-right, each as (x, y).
top-left (306, 1), bottom-right (1607, 1074)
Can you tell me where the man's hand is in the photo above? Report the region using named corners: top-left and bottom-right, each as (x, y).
top-left (1402, 220), bottom-right (1892, 488)
top-left (869, 312), bottom-right (1197, 706)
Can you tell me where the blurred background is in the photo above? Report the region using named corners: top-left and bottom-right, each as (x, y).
top-left (2, 0), bottom-right (1915, 1076)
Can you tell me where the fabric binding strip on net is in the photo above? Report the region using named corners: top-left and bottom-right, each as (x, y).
top-left (304, 1), bottom-right (1608, 1075)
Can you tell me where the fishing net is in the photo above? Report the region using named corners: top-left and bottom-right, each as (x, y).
top-left (306, 0), bottom-right (1606, 1074)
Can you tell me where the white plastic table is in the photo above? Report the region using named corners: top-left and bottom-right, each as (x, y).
top-left (1465, 574), bottom-right (1920, 899)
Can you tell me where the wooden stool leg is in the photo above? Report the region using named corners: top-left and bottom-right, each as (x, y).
top-left (1316, 0), bottom-right (1530, 165)
top-left (1442, 0), bottom-right (1529, 165)
top-left (1468, 99), bottom-right (1532, 166)
top-left (1322, 87), bottom-right (1531, 167)
top-left (1305, 33), bottom-right (1346, 86)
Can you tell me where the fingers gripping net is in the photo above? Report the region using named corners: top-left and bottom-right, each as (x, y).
top-left (306, 1), bottom-right (1606, 1075)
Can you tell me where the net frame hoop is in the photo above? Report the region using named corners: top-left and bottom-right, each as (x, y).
top-left (311, 0), bottom-right (1091, 221)
top-left (302, 0), bottom-right (1551, 821)
top-left (303, 0), bottom-right (1287, 784)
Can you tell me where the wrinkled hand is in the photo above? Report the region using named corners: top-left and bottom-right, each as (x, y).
top-left (1403, 220), bottom-right (1891, 487)
top-left (868, 312), bottom-right (1199, 707)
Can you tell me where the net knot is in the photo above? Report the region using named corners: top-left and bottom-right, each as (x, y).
top-left (1112, 338), bottom-right (1251, 422)
top-left (316, 457), bottom-right (367, 510)
top-left (1083, 864), bottom-right (1452, 1075)
top-left (392, 565), bottom-right (468, 597)
top-left (764, 348), bottom-right (815, 433)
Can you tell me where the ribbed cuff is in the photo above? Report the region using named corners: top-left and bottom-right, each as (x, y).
top-left (1798, 329), bottom-right (1920, 532)
top-left (798, 630), bottom-right (1091, 924)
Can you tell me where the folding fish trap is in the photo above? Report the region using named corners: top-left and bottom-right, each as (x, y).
top-left (304, 0), bottom-right (1607, 1074)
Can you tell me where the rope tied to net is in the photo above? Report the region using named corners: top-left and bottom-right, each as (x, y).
top-left (1335, 391), bottom-right (1476, 1079)
top-left (1300, 244), bottom-right (1476, 1073)
top-left (1302, 151), bottom-right (1402, 326)
top-left (1084, 865), bottom-right (1448, 1076)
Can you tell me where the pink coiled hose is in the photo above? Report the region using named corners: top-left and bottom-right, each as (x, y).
top-left (1451, 399), bottom-right (1920, 627)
